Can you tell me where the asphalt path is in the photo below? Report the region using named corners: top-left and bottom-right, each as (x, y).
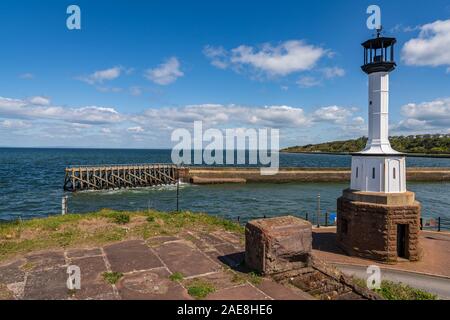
top-left (333, 262), bottom-right (450, 299)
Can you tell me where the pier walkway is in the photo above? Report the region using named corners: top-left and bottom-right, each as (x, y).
top-left (64, 164), bottom-right (180, 192)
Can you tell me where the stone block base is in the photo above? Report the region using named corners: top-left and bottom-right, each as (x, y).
top-left (245, 216), bottom-right (312, 275)
top-left (337, 191), bottom-right (421, 263)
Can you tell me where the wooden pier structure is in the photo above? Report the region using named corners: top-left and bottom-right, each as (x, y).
top-left (64, 164), bottom-right (180, 192)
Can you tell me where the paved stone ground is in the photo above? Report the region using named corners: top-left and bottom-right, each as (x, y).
top-left (313, 227), bottom-right (450, 278)
top-left (0, 230), bottom-right (313, 300)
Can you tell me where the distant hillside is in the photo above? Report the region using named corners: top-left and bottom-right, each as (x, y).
top-left (282, 134), bottom-right (450, 155)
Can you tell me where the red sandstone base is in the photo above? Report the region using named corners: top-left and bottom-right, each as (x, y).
top-left (336, 190), bottom-right (421, 263)
top-left (245, 216), bottom-right (312, 275)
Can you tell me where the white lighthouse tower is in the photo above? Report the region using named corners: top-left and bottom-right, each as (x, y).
top-left (336, 28), bottom-right (421, 263)
top-left (350, 29), bottom-right (406, 193)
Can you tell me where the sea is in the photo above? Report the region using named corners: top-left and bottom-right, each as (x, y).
top-left (1, 148), bottom-right (449, 229)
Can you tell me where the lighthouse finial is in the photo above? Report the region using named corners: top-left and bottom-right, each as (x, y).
top-left (376, 25), bottom-right (383, 38)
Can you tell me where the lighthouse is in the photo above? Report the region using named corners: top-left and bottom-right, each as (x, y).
top-left (351, 29), bottom-right (406, 193)
top-left (336, 29), bottom-right (421, 263)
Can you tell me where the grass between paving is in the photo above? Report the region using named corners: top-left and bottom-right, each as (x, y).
top-left (186, 279), bottom-right (216, 299)
top-left (353, 278), bottom-right (437, 300)
top-left (231, 271), bottom-right (262, 286)
top-left (169, 272), bottom-right (185, 282)
top-left (103, 272), bottom-right (124, 285)
top-left (0, 209), bottom-right (244, 262)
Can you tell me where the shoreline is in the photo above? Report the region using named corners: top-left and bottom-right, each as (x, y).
top-left (281, 151), bottom-right (450, 159)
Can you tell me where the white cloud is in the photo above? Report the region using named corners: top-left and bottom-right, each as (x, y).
top-left (230, 40), bottom-right (325, 76)
top-left (127, 126), bottom-right (145, 133)
top-left (68, 106), bottom-right (122, 124)
top-left (79, 66), bottom-right (122, 85)
top-left (0, 119), bottom-right (31, 129)
top-left (144, 57), bottom-right (184, 85)
top-left (391, 97), bottom-right (450, 134)
top-left (321, 67), bottom-right (345, 79)
top-left (352, 116), bottom-right (365, 125)
top-left (0, 96), bottom-right (122, 124)
top-left (96, 86), bottom-right (123, 93)
top-left (248, 106), bottom-right (310, 127)
top-left (312, 105), bottom-right (353, 124)
top-left (297, 76), bottom-right (321, 88)
top-left (394, 118), bottom-right (430, 131)
top-left (390, 24), bottom-right (420, 33)
top-left (401, 97), bottom-right (450, 126)
top-left (138, 104), bottom-right (310, 129)
top-left (28, 96), bottom-right (51, 106)
top-left (203, 45), bottom-right (228, 69)
top-left (205, 40), bottom-right (326, 78)
top-left (402, 19), bottom-right (450, 69)
top-left (0, 94), bottom-right (365, 147)
top-left (1, 94), bottom-right (361, 133)
top-left (0, 97), bottom-right (27, 109)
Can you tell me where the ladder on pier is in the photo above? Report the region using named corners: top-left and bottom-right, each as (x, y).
top-left (64, 164), bottom-right (179, 192)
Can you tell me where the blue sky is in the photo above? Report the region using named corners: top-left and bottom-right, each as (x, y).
top-left (0, 0), bottom-right (449, 148)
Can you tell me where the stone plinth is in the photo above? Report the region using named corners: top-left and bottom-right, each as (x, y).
top-left (337, 189), bottom-right (421, 263)
top-left (245, 216), bottom-right (312, 275)
top-left (342, 189), bottom-right (415, 205)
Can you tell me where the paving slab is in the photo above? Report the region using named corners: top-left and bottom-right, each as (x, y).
top-left (66, 248), bottom-right (102, 259)
top-left (146, 236), bottom-right (180, 247)
top-left (154, 241), bottom-right (221, 277)
top-left (117, 268), bottom-right (192, 300)
top-left (196, 233), bottom-right (226, 246)
top-left (206, 284), bottom-right (270, 300)
top-left (214, 243), bottom-right (242, 256)
top-left (23, 266), bottom-right (68, 300)
top-left (0, 259), bottom-right (26, 284)
top-left (183, 271), bottom-right (240, 292)
top-left (184, 233), bottom-right (211, 251)
top-left (203, 249), bottom-right (225, 264)
top-left (212, 230), bottom-right (243, 246)
top-left (25, 251), bottom-right (66, 271)
top-left (70, 256), bottom-right (107, 283)
top-left (0, 230), bottom-right (318, 300)
top-left (256, 279), bottom-right (314, 300)
top-left (214, 250), bottom-right (245, 269)
top-left (104, 240), bottom-right (162, 273)
top-left (65, 256), bottom-right (116, 300)
top-left (71, 283), bottom-right (117, 300)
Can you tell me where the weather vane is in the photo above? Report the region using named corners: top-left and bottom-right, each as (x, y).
top-left (376, 25), bottom-right (383, 38)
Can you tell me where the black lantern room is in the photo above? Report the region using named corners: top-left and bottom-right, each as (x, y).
top-left (361, 28), bottom-right (396, 74)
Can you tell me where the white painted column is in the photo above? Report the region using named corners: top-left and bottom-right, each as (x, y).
top-left (368, 71), bottom-right (390, 148)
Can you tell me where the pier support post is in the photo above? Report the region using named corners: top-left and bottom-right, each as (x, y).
top-left (62, 196), bottom-right (68, 215)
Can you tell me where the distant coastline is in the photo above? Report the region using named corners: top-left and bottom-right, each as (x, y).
top-left (281, 150), bottom-right (450, 159)
top-left (282, 135), bottom-right (450, 158)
